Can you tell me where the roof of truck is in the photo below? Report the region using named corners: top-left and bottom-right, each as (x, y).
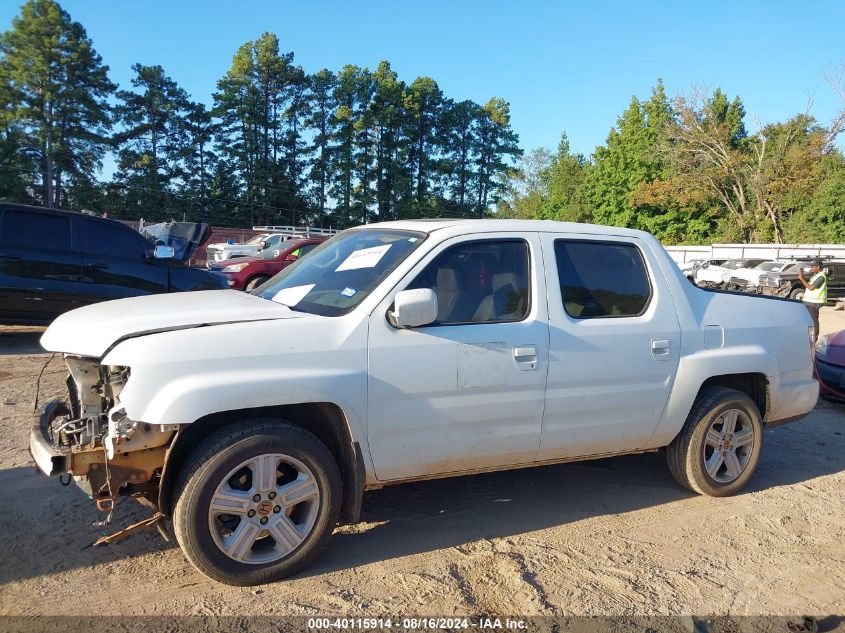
top-left (363, 218), bottom-right (653, 239)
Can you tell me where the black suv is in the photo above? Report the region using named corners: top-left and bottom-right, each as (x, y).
top-left (0, 203), bottom-right (227, 325)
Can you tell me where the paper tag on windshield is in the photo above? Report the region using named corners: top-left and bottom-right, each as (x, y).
top-left (335, 244), bottom-right (391, 272)
top-left (271, 284), bottom-right (314, 307)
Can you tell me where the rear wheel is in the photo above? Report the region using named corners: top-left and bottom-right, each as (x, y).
top-left (245, 275), bottom-right (271, 292)
top-left (666, 387), bottom-right (762, 497)
top-left (173, 419), bottom-right (341, 585)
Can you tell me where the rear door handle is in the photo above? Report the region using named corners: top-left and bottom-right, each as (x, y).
top-left (87, 262), bottom-right (108, 270)
top-left (513, 346), bottom-right (537, 370)
top-left (651, 339), bottom-right (670, 360)
top-left (0, 253), bottom-right (20, 260)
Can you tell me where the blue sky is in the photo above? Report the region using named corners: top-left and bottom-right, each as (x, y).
top-left (2, 0), bottom-right (844, 158)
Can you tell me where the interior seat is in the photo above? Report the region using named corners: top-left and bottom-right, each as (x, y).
top-left (472, 272), bottom-right (525, 321)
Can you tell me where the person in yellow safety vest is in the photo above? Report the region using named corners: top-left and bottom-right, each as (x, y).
top-left (798, 258), bottom-right (828, 342)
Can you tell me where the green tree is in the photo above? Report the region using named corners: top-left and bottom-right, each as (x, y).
top-left (113, 63), bottom-right (191, 217)
top-left (402, 77), bottom-right (443, 211)
top-left (584, 80), bottom-right (672, 229)
top-left (305, 68), bottom-right (336, 226)
top-left (330, 64), bottom-right (365, 225)
top-left (0, 72), bottom-right (35, 202)
top-left (179, 102), bottom-right (218, 220)
top-left (495, 147), bottom-right (550, 219)
top-left (0, 0), bottom-right (114, 208)
top-left (540, 133), bottom-right (590, 222)
top-left (214, 34), bottom-right (307, 225)
top-left (370, 61), bottom-right (405, 220)
top-left (474, 97), bottom-right (521, 215)
top-left (442, 99), bottom-right (480, 215)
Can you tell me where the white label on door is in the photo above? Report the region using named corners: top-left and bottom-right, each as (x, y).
top-left (335, 244), bottom-right (391, 271)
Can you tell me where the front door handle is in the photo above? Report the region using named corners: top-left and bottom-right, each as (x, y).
top-left (513, 346), bottom-right (537, 370)
top-left (651, 338), bottom-right (670, 360)
top-left (87, 262), bottom-right (108, 270)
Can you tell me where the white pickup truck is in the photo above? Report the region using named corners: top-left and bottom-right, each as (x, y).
top-left (33, 220), bottom-right (818, 586)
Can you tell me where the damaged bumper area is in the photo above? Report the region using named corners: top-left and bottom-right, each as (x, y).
top-left (29, 356), bottom-right (177, 514)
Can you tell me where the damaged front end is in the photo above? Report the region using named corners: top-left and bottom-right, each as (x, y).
top-left (30, 356), bottom-right (177, 516)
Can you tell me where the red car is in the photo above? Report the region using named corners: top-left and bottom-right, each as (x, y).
top-left (815, 328), bottom-right (845, 403)
top-left (209, 237), bottom-right (326, 291)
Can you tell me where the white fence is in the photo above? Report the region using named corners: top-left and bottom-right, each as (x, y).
top-left (665, 243), bottom-right (845, 264)
top-left (252, 225), bottom-right (339, 238)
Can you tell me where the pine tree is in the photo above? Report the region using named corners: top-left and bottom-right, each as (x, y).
top-left (305, 69), bottom-right (336, 226)
top-left (541, 133), bottom-right (589, 222)
top-left (113, 63), bottom-right (191, 217)
top-left (474, 97), bottom-right (521, 215)
top-left (442, 99), bottom-right (480, 215)
top-left (0, 0), bottom-right (114, 208)
top-left (179, 102), bottom-right (218, 220)
top-left (370, 61), bottom-right (405, 221)
top-left (402, 77), bottom-right (443, 211)
top-left (584, 80), bottom-right (673, 228)
top-left (331, 64), bottom-right (363, 225)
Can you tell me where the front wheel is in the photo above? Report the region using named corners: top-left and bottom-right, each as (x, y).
top-left (790, 287), bottom-right (805, 300)
top-left (245, 275), bottom-right (270, 292)
top-left (666, 387), bottom-right (763, 496)
top-left (173, 419), bottom-right (341, 585)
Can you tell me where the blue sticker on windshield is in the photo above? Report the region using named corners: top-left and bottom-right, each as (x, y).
top-left (339, 287), bottom-right (358, 298)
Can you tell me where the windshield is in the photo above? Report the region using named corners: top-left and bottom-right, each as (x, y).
top-left (755, 261), bottom-right (784, 271)
top-left (254, 228), bottom-right (427, 316)
top-left (722, 260), bottom-right (742, 270)
top-left (258, 245), bottom-right (287, 260)
top-left (246, 235), bottom-right (267, 246)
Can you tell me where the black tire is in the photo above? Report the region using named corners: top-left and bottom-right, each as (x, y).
top-left (245, 275), bottom-right (270, 292)
top-left (666, 386), bottom-right (763, 497)
top-left (789, 286), bottom-right (804, 300)
top-left (173, 419), bottom-right (342, 585)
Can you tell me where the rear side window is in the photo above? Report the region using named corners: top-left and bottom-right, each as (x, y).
top-left (555, 240), bottom-right (651, 319)
top-left (83, 218), bottom-right (147, 259)
top-left (1, 209), bottom-right (71, 250)
top-left (407, 239), bottom-right (530, 325)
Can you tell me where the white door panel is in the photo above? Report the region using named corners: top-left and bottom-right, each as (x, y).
top-left (537, 234), bottom-right (681, 460)
top-left (367, 233), bottom-right (549, 481)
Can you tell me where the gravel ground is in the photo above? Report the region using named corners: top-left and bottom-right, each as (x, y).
top-left (0, 310), bottom-right (843, 619)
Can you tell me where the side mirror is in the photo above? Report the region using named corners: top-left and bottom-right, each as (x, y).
top-left (153, 245), bottom-right (175, 260)
top-left (389, 288), bottom-right (438, 329)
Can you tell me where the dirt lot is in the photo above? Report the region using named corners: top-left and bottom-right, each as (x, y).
top-left (0, 310), bottom-right (843, 618)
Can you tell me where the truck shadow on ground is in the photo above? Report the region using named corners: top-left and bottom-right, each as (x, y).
top-left (1, 420), bottom-right (842, 585)
top-left (306, 433), bottom-right (845, 577)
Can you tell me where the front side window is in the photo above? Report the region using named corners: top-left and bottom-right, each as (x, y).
top-left (255, 229), bottom-right (426, 316)
top-left (555, 240), bottom-right (651, 319)
top-left (406, 239), bottom-right (530, 325)
top-left (84, 218), bottom-right (147, 259)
